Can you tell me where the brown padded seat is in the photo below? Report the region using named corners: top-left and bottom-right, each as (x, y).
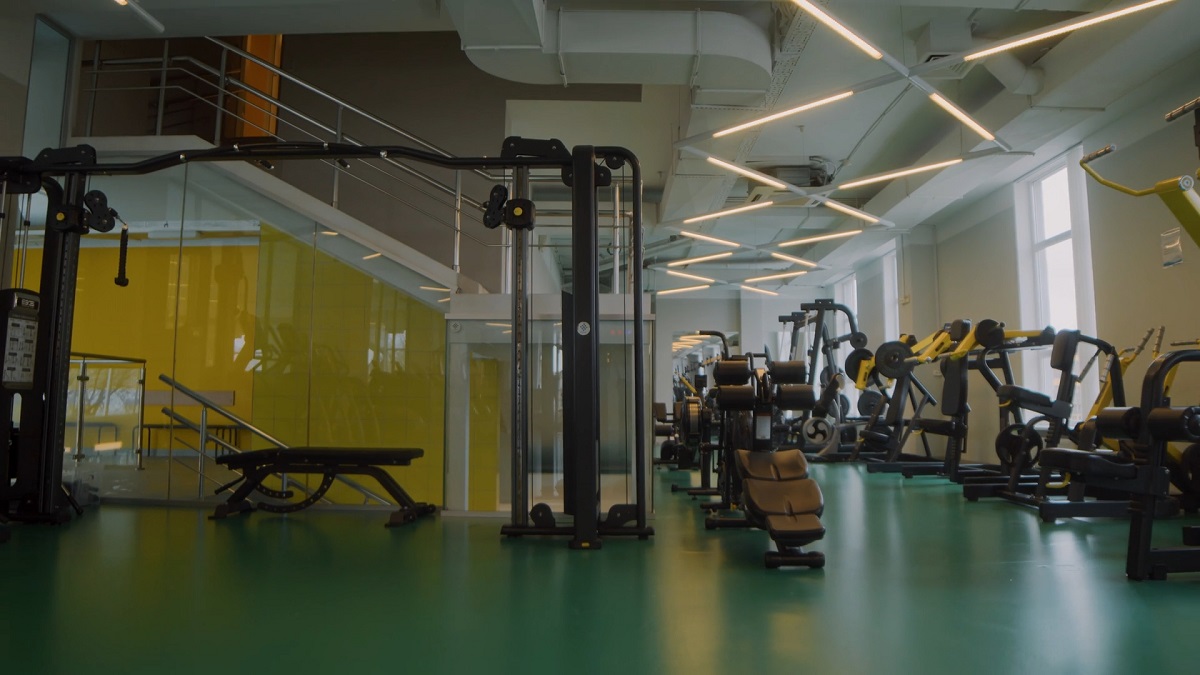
top-left (766, 513), bottom-right (826, 544)
top-left (736, 448), bottom-right (808, 481)
top-left (742, 477), bottom-right (824, 518)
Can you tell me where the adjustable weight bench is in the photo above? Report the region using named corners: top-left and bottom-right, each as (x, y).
top-left (211, 447), bottom-right (436, 527)
top-left (736, 448), bottom-right (826, 569)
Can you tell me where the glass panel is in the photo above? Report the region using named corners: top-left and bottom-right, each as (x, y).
top-left (1037, 167), bottom-right (1071, 241)
top-left (299, 232), bottom-right (448, 507)
top-left (22, 19), bottom-right (71, 155)
top-left (59, 163), bottom-right (188, 501)
top-left (445, 308), bottom-right (649, 514)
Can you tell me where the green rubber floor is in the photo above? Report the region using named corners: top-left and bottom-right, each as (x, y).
top-left (2, 464), bottom-right (1198, 675)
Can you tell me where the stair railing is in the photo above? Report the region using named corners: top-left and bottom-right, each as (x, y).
top-left (157, 374), bottom-right (390, 506)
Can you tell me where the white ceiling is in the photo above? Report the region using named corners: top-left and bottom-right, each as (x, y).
top-left (31, 0), bottom-right (1200, 296)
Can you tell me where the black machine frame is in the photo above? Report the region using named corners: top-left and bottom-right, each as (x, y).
top-left (0, 138), bottom-right (653, 548)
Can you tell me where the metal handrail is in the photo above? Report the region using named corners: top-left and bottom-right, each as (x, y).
top-left (83, 53), bottom-right (497, 256)
top-left (157, 374), bottom-right (391, 505)
top-left (202, 37), bottom-right (501, 181)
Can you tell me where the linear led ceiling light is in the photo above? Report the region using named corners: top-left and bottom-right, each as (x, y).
top-left (667, 251), bottom-right (735, 267)
top-left (657, 285), bottom-right (711, 296)
top-left (928, 94), bottom-right (995, 141)
top-left (778, 230), bottom-right (862, 248)
top-left (666, 269), bottom-right (717, 283)
top-left (822, 200), bottom-right (881, 224)
top-left (965, 0), bottom-right (1177, 62)
top-left (420, 286), bottom-right (452, 292)
top-left (741, 285), bottom-right (780, 296)
top-left (838, 158), bottom-right (963, 190)
top-left (713, 91), bottom-right (855, 138)
top-left (362, 252), bottom-right (383, 260)
top-left (704, 157), bottom-right (788, 190)
top-left (791, 0), bottom-right (883, 60)
top-left (770, 252), bottom-right (819, 268)
top-left (679, 230), bottom-right (742, 248)
top-left (744, 270), bottom-right (809, 283)
top-left (683, 200), bottom-right (775, 224)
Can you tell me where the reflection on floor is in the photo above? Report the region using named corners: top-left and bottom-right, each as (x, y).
top-left (3, 464), bottom-right (1198, 674)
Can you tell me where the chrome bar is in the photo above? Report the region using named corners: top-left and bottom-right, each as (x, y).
top-left (155, 41), bottom-right (169, 136)
top-left (332, 106), bottom-right (343, 209)
top-left (214, 49), bottom-right (227, 143)
top-left (454, 171), bottom-right (462, 273)
top-left (159, 374), bottom-right (287, 446)
top-left (203, 37), bottom-right (495, 173)
top-left (157, 375), bottom-right (392, 505)
top-left (612, 182), bottom-right (622, 293)
top-left (73, 361), bottom-right (88, 461)
top-left (198, 407), bottom-right (208, 499)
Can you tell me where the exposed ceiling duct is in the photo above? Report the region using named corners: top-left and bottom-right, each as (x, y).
top-left (445, 0), bottom-right (772, 105)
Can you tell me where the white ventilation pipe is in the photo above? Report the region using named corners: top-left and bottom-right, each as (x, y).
top-left (982, 51), bottom-right (1044, 96)
top-left (445, 0), bottom-right (772, 91)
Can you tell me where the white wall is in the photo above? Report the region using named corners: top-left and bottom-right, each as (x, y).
top-left (930, 187), bottom-right (1023, 461)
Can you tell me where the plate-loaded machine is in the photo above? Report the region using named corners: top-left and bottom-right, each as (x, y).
top-left (668, 330), bottom-right (729, 499)
top-left (1040, 350), bottom-right (1200, 580)
top-left (779, 300), bottom-right (868, 459)
top-left (961, 329), bottom-right (1135, 521)
top-left (702, 354), bottom-right (827, 568)
top-left (1, 138), bottom-right (652, 549)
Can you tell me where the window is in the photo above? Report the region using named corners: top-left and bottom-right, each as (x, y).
top-left (833, 274), bottom-right (859, 414)
top-left (881, 250), bottom-right (900, 341)
top-left (1017, 152), bottom-right (1098, 419)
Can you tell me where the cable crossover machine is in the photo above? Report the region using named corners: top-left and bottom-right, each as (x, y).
top-left (0, 137), bottom-right (653, 549)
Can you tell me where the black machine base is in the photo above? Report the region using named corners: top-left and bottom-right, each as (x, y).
top-left (765, 548), bottom-right (826, 569)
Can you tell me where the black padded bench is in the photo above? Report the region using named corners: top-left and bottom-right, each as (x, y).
top-left (212, 447), bottom-right (436, 527)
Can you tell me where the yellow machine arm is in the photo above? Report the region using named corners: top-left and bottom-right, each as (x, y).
top-left (1080, 95), bottom-right (1200, 247)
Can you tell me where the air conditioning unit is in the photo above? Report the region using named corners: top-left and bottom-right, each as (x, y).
top-left (916, 18), bottom-right (978, 80)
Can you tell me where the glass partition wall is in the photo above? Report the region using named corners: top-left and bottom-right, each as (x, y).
top-left (9, 159), bottom-right (449, 507)
top-left (444, 296), bottom-right (653, 516)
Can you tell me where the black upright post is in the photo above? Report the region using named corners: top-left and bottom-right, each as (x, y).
top-left (568, 146), bottom-right (600, 550)
top-left (34, 175), bottom-right (82, 519)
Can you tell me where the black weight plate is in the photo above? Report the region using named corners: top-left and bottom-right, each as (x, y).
top-left (974, 319), bottom-right (1006, 349)
top-left (845, 348), bottom-right (874, 381)
top-left (858, 389), bottom-right (886, 417)
top-left (849, 331), bottom-right (869, 349)
top-left (874, 341), bottom-right (914, 379)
